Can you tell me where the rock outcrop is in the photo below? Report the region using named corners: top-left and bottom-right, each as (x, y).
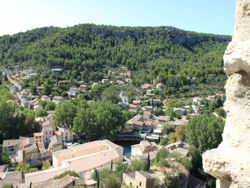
top-left (202, 0), bottom-right (250, 187)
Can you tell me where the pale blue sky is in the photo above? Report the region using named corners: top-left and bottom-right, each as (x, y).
top-left (0, 0), bottom-right (235, 36)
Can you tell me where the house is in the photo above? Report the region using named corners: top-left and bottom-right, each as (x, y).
top-left (174, 107), bottom-right (187, 115)
top-left (126, 115), bottom-right (144, 130)
top-left (24, 140), bottom-right (124, 184)
top-left (53, 96), bottom-right (65, 104)
top-left (21, 98), bottom-right (31, 109)
top-left (15, 142), bottom-right (51, 167)
top-left (2, 139), bottom-right (20, 156)
top-left (155, 116), bottom-right (170, 127)
top-left (192, 104), bottom-right (202, 114)
top-left (123, 171), bottom-right (155, 188)
top-left (101, 79), bottom-right (109, 84)
top-left (129, 104), bottom-right (138, 110)
top-left (131, 140), bottom-right (159, 160)
top-left (133, 100), bottom-right (142, 105)
top-left (41, 95), bottom-right (51, 103)
top-left (156, 83), bottom-right (166, 91)
top-left (206, 95), bottom-right (216, 102)
top-left (144, 106), bottom-right (153, 112)
top-left (9, 86), bottom-right (16, 94)
top-left (69, 88), bottom-right (80, 97)
top-left (192, 97), bottom-right (204, 105)
top-left (143, 111), bottom-right (152, 120)
top-left (37, 85), bottom-right (44, 93)
top-left (146, 89), bottom-right (154, 96)
top-left (116, 80), bottom-right (125, 85)
top-left (80, 85), bottom-right (88, 93)
top-left (141, 83), bottom-right (151, 89)
top-left (33, 104), bottom-right (43, 112)
top-left (92, 82), bottom-right (98, 88)
top-left (48, 135), bottom-right (63, 152)
top-left (20, 89), bottom-right (31, 99)
top-left (33, 125), bottom-right (54, 148)
top-left (55, 127), bottom-right (74, 143)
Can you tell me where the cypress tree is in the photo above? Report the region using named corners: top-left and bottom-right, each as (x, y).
top-left (146, 153), bottom-right (150, 171)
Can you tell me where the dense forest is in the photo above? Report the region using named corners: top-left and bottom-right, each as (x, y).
top-left (0, 24), bottom-right (231, 96)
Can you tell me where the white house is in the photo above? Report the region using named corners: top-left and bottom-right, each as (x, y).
top-left (53, 96), bottom-right (65, 104)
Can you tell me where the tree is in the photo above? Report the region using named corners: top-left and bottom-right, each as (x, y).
top-left (167, 124), bottom-right (186, 144)
top-left (146, 154), bottom-right (150, 171)
top-left (36, 109), bottom-right (48, 117)
top-left (44, 102), bottom-right (56, 111)
top-left (162, 124), bottom-right (174, 134)
top-left (73, 101), bottom-right (125, 140)
top-left (42, 160), bottom-right (51, 170)
top-left (30, 84), bottom-right (37, 95)
top-left (181, 157), bottom-right (192, 170)
top-left (185, 115), bottom-right (224, 153)
top-left (54, 100), bottom-right (78, 128)
top-left (156, 149), bottom-right (169, 162)
top-left (101, 85), bottom-right (119, 104)
top-left (96, 170), bottom-right (100, 188)
top-left (0, 150), bottom-right (10, 165)
top-left (110, 160), bottom-right (113, 170)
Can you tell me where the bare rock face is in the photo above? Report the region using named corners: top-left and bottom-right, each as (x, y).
top-left (202, 0), bottom-right (250, 187)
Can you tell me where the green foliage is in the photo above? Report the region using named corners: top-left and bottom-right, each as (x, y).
top-left (185, 115), bottom-right (224, 153)
top-left (186, 115), bottom-right (224, 188)
top-left (156, 148), bottom-right (169, 162)
top-left (153, 107), bottom-right (165, 116)
top-left (215, 108), bottom-right (226, 118)
top-left (157, 159), bottom-right (170, 168)
top-left (99, 169), bottom-right (121, 188)
top-left (36, 109), bottom-right (48, 117)
top-left (30, 84), bottom-right (37, 95)
top-left (53, 171), bottom-right (79, 180)
top-left (44, 102), bottom-right (56, 111)
top-left (159, 137), bottom-right (169, 146)
top-left (101, 85), bottom-right (119, 104)
top-left (73, 100), bottom-right (125, 140)
top-left (167, 124), bottom-right (186, 144)
top-left (0, 24), bottom-right (229, 97)
top-left (0, 148), bottom-right (10, 165)
top-left (146, 154), bottom-right (150, 171)
top-left (2, 184), bottom-right (12, 188)
top-left (54, 100), bottom-right (78, 128)
top-left (42, 160), bottom-right (51, 170)
top-left (129, 160), bottom-right (148, 171)
top-left (15, 162), bottom-right (38, 173)
top-left (0, 86), bottom-right (15, 101)
top-left (162, 124), bottom-right (175, 134)
top-left (180, 157), bottom-right (192, 170)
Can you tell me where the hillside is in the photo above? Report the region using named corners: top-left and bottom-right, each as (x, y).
top-left (0, 24), bottom-right (231, 97)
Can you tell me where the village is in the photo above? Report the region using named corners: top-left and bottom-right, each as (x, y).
top-left (0, 66), bottom-right (226, 188)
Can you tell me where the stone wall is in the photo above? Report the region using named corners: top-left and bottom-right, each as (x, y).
top-left (202, 0), bottom-right (250, 187)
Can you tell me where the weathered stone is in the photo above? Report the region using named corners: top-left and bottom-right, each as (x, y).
top-left (202, 0), bottom-right (250, 187)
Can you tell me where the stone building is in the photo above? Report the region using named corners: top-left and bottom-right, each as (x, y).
top-left (123, 171), bottom-right (155, 188)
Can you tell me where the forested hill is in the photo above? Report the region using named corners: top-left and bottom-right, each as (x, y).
top-left (0, 24), bottom-right (231, 95)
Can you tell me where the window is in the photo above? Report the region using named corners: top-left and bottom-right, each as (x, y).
top-left (139, 182), bottom-right (142, 186)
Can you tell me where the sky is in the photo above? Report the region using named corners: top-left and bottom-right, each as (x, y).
top-left (0, 0), bottom-right (235, 37)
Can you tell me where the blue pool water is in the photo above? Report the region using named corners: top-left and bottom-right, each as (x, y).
top-left (123, 145), bottom-right (131, 158)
